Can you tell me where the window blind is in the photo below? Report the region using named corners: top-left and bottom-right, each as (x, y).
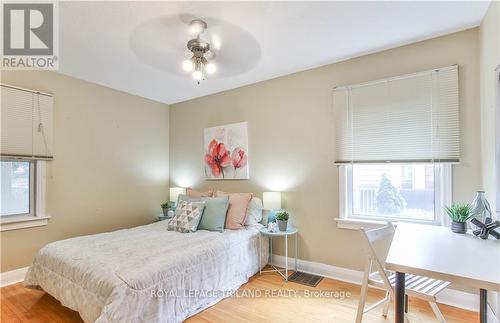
top-left (1, 84), bottom-right (54, 160)
top-left (333, 65), bottom-right (459, 164)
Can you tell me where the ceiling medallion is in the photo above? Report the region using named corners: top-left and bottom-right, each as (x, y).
top-left (182, 19), bottom-right (216, 84)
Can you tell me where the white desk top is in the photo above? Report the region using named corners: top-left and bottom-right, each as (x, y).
top-left (386, 223), bottom-right (500, 291)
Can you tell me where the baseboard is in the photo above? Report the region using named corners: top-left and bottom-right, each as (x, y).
top-left (1, 267), bottom-right (28, 287)
top-left (271, 254), bottom-right (496, 319)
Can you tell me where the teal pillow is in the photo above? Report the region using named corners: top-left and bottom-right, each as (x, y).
top-left (178, 195), bottom-right (229, 232)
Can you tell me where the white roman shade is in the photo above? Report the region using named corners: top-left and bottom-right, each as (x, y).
top-left (1, 84), bottom-right (54, 160)
top-left (334, 65), bottom-right (459, 164)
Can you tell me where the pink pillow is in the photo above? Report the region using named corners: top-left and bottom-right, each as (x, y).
top-left (215, 191), bottom-right (253, 229)
top-left (186, 187), bottom-right (213, 198)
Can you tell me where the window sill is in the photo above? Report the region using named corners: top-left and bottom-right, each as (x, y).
top-left (0, 215), bottom-right (51, 232)
top-left (335, 217), bottom-right (443, 230)
top-left (335, 217), bottom-right (390, 230)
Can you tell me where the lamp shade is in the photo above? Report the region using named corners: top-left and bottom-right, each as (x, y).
top-left (263, 192), bottom-right (282, 210)
top-left (169, 187), bottom-right (186, 203)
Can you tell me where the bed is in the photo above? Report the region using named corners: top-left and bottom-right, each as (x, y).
top-left (24, 221), bottom-right (269, 323)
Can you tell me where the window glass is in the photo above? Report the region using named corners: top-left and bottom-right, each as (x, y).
top-left (352, 164), bottom-right (435, 221)
top-left (1, 161), bottom-right (31, 216)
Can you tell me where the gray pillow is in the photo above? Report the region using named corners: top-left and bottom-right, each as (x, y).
top-left (167, 200), bottom-right (205, 233)
top-left (178, 194), bottom-right (229, 232)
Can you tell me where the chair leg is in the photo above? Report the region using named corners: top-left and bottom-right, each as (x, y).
top-left (389, 293), bottom-right (410, 323)
top-left (429, 301), bottom-right (446, 323)
top-left (355, 260), bottom-right (371, 323)
top-left (382, 291), bottom-right (390, 317)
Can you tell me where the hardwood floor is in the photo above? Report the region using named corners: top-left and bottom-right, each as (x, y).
top-left (1, 270), bottom-right (478, 323)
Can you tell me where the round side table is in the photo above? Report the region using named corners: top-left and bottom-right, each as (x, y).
top-left (259, 226), bottom-right (298, 281)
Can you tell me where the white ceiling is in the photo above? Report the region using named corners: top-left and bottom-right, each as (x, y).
top-left (59, 1), bottom-right (490, 104)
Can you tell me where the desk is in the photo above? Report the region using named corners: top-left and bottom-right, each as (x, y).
top-left (386, 223), bottom-right (500, 323)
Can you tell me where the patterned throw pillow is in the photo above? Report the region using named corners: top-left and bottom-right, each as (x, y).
top-left (167, 201), bottom-right (205, 233)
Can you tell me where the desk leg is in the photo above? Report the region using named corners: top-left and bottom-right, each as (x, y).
top-left (395, 272), bottom-right (405, 323)
top-left (480, 289), bottom-right (487, 323)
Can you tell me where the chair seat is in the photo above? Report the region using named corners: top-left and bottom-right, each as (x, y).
top-left (369, 272), bottom-right (451, 301)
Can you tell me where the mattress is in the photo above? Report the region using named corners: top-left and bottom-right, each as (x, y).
top-left (24, 221), bottom-right (269, 323)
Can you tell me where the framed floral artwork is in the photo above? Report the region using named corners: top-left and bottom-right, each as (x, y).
top-left (204, 122), bottom-right (249, 180)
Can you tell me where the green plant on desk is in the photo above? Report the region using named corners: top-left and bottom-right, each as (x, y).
top-left (444, 203), bottom-right (473, 222)
top-left (444, 203), bottom-right (473, 234)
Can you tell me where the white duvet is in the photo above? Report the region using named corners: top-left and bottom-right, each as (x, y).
top-left (24, 221), bottom-right (269, 323)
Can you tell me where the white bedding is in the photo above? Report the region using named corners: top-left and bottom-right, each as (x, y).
top-left (24, 221), bottom-right (269, 323)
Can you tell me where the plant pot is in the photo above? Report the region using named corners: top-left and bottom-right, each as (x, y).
top-left (277, 219), bottom-right (288, 231)
top-left (162, 208), bottom-right (170, 217)
top-left (451, 221), bottom-right (466, 234)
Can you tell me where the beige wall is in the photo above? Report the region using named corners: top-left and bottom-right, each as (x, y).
top-left (480, 1), bottom-right (500, 217)
top-left (170, 29), bottom-right (481, 271)
top-left (0, 71), bottom-right (170, 272)
top-left (479, 1), bottom-right (500, 318)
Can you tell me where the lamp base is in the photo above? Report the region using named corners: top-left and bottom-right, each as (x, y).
top-left (267, 210), bottom-right (276, 223)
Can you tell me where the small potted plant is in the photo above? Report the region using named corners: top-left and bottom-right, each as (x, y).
top-left (275, 210), bottom-right (289, 231)
top-left (444, 203), bottom-right (473, 234)
top-left (161, 201), bottom-right (176, 217)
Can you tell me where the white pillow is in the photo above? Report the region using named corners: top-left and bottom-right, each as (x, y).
top-left (245, 197), bottom-right (263, 226)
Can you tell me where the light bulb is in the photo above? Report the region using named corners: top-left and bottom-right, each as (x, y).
top-left (206, 63), bottom-right (216, 74)
top-left (188, 20), bottom-right (205, 35)
top-left (212, 35), bottom-right (221, 50)
top-left (192, 70), bottom-right (203, 81)
top-left (182, 59), bottom-right (193, 72)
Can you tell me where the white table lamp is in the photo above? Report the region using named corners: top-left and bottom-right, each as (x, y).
top-left (263, 192), bottom-right (281, 223)
top-left (169, 187), bottom-right (186, 204)
top-left (263, 192), bottom-right (282, 210)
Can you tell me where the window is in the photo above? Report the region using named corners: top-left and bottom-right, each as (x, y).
top-left (1, 160), bottom-right (34, 217)
top-left (1, 84), bottom-right (53, 230)
top-left (340, 163), bottom-right (451, 225)
top-left (0, 159), bottom-right (49, 231)
top-left (333, 66), bottom-right (458, 228)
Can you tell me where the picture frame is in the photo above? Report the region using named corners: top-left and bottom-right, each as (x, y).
top-left (203, 122), bottom-right (249, 180)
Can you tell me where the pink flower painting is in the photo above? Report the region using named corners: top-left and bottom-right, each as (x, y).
top-left (205, 139), bottom-right (231, 178)
top-left (232, 147), bottom-right (247, 169)
top-left (204, 122), bottom-right (249, 179)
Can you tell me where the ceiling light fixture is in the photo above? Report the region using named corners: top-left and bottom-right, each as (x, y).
top-left (182, 19), bottom-right (216, 84)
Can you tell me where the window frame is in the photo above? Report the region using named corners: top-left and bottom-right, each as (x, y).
top-left (0, 159), bottom-right (50, 231)
top-left (337, 163), bottom-right (452, 229)
top-left (0, 159), bottom-right (35, 218)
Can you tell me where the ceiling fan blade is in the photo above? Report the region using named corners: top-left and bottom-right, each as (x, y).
top-left (130, 14), bottom-right (260, 77)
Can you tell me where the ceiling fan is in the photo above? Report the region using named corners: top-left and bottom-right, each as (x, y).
top-left (130, 14), bottom-right (260, 80)
top-left (182, 19), bottom-right (216, 83)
